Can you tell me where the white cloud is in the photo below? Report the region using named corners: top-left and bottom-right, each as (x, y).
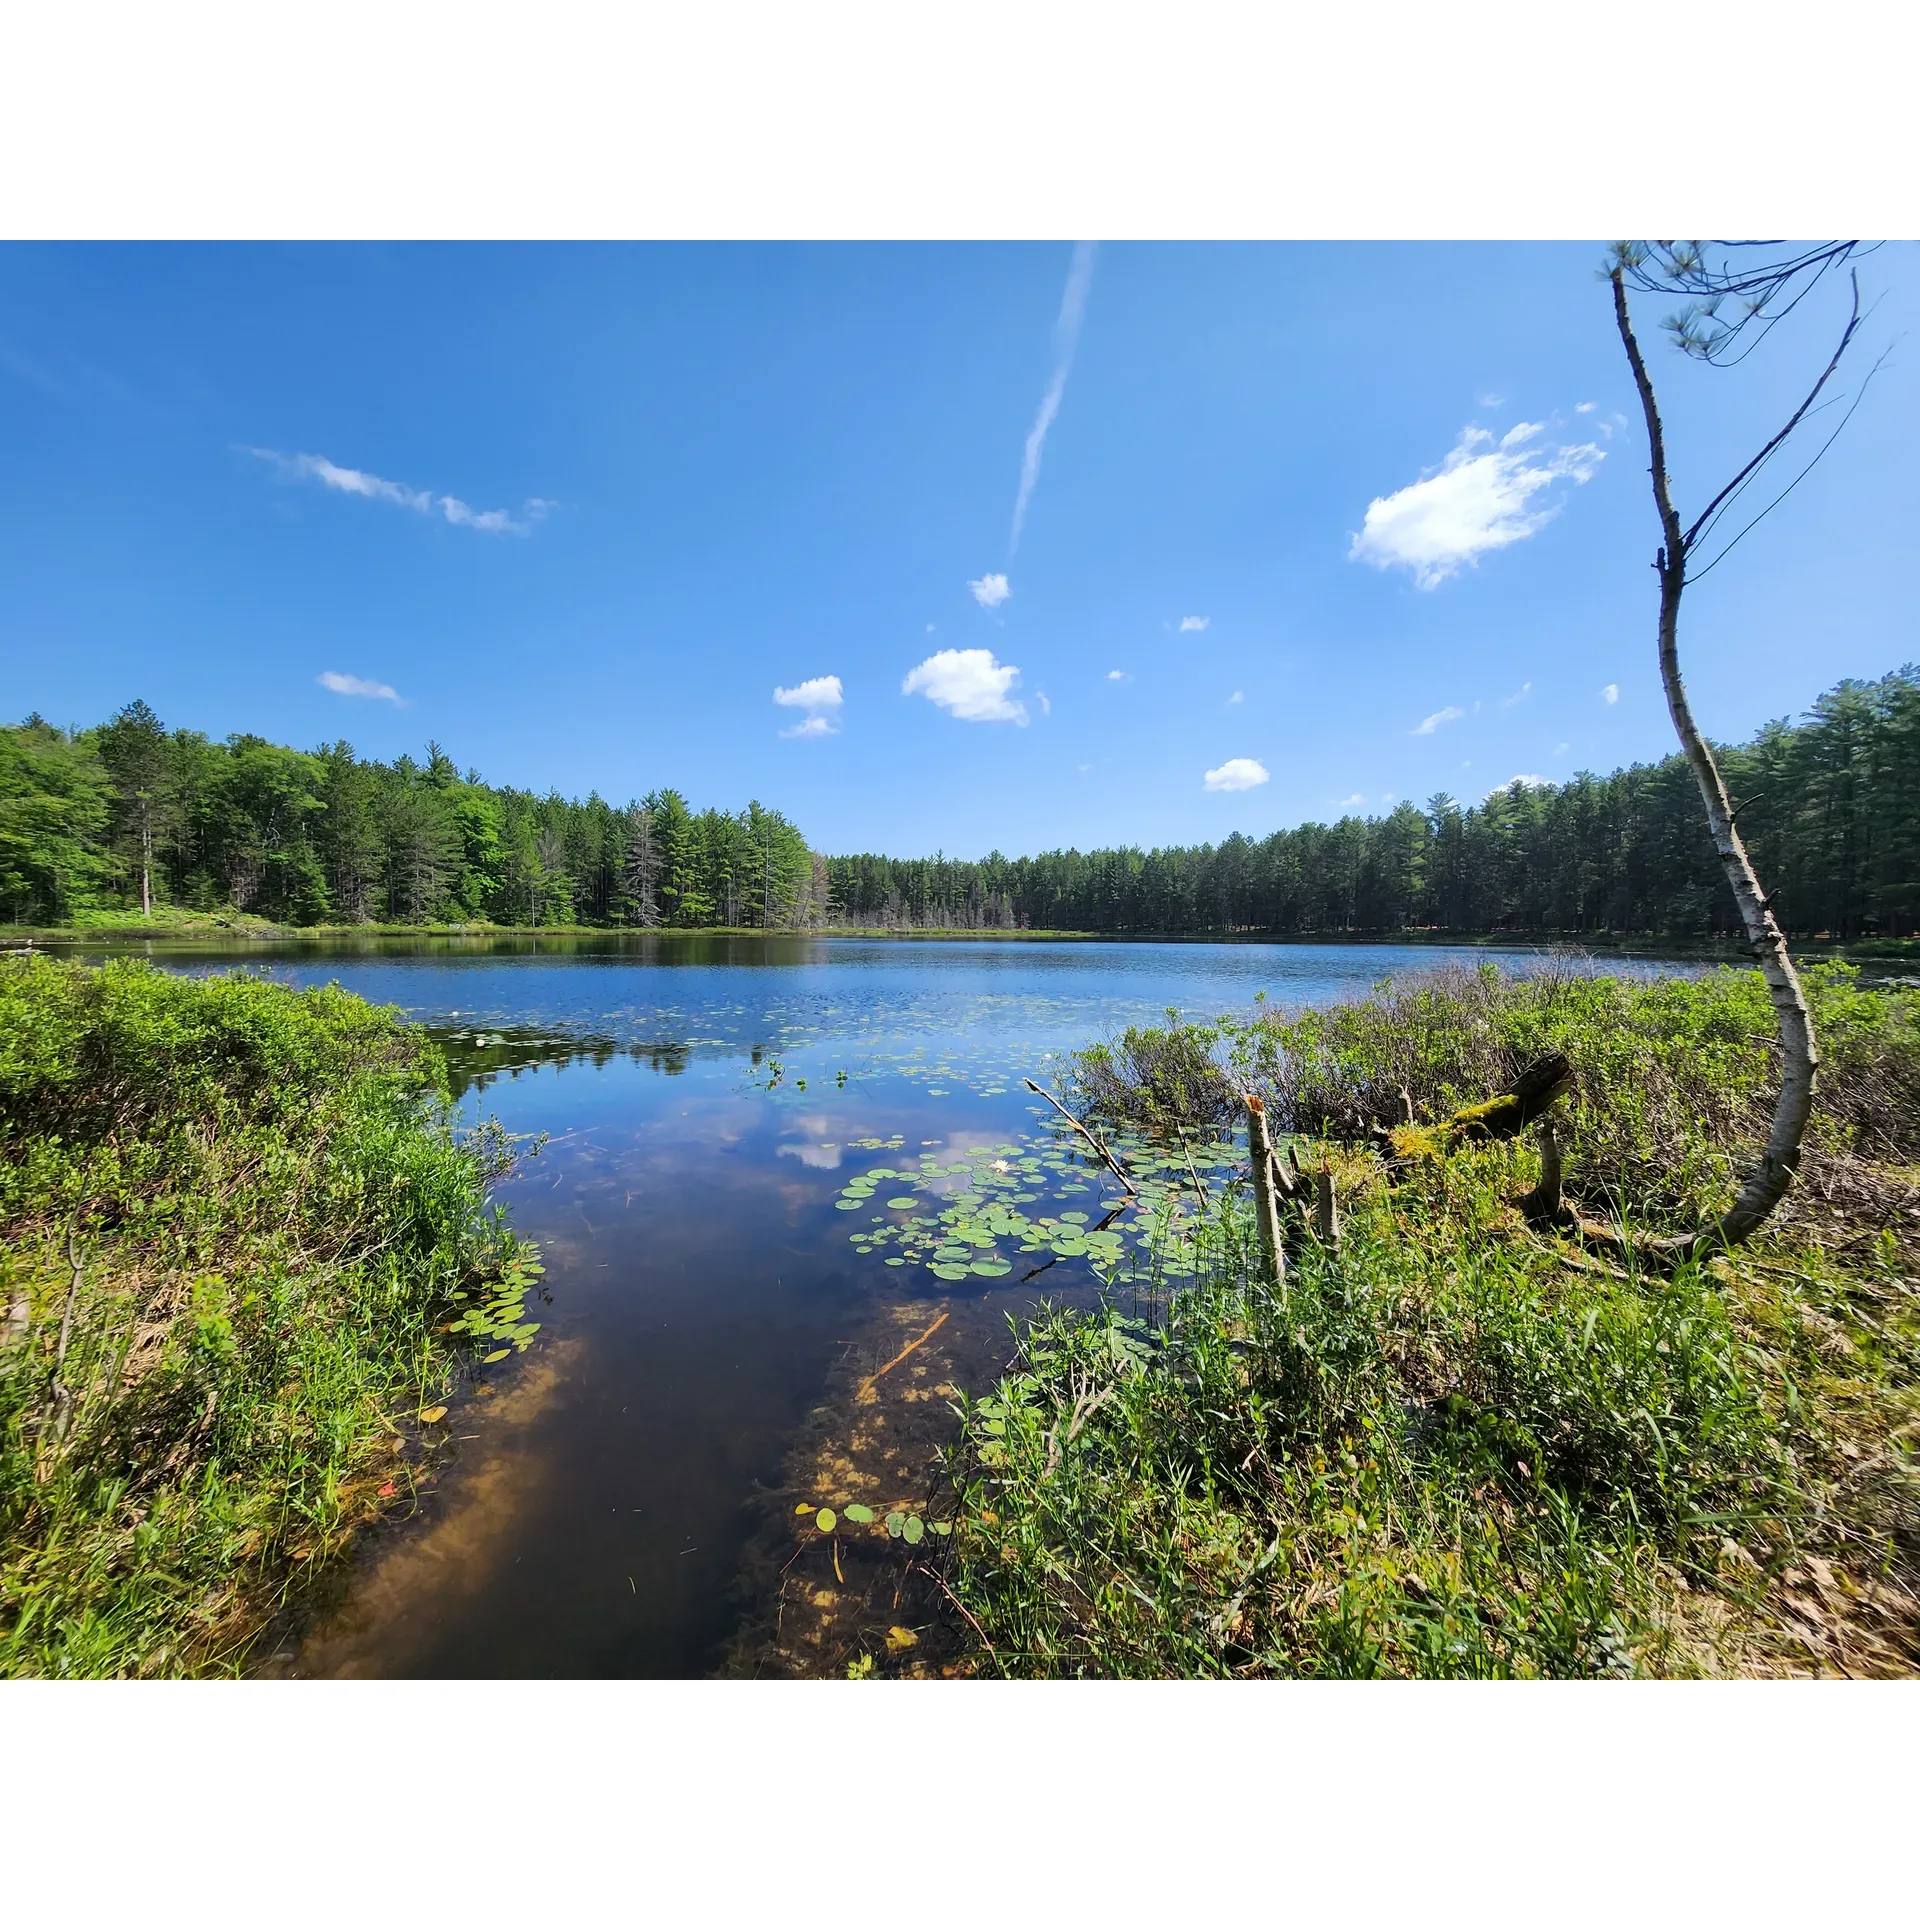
top-left (1477, 392), bottom-right (1505, 409)
top-left (1575, 400), bottom-right (1596, 413)
top-left (1178, 614), bottom-right (1210, 633)
top-left (1336, 792), bottom-right (1365, 809)
top-left (773, 674), bottom-right (843, 712)
top-left (1106, 669), bottom-right (1128, 682)
top-left (1488, 773), bottom-right (1551, 799)
top-left (1227, 690), bottom-right (1244, 705)
top-left (774, 675), bottom-right (843, 738)
top-left (902, 648), bottom-right (1027, 725)
top-left (245, 447), bottom-right (549, 535)
top-left (1502, 681), bottom-right (1532, 707)
top-left (1010, 241), bottom-right (1097, 553)
top-left (1554, 740), bottom-right (1571, 755)
top-left (1036, 690), bottom-right (1051, 717)
top-left (968, 572), bottom-right (1010, 611)
top-left (317, 670), bottom-right (403, 704)
top-left (1204, 757), bottom-right (1269, 792)
top-left (1602, 683), bottom-right (1620, 705)
top-left (1411, 704), bottom-right (1464, 736)
top-left (1349, 421), bottom-right (1604, 588)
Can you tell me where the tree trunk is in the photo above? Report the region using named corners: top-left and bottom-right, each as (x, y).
top-left (1611, 269), bottom-right (1818, 1254)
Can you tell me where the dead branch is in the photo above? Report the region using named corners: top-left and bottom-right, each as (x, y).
top-left (1023, 1078), bottom-right (1137, 1196)
top-left (860, 1311), bottom-right (950, 1393)
top-left (1384, 1053), bottom-right (1573, 1163)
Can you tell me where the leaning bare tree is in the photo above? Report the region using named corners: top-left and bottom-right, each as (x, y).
top-left (1607, 240), bottom-right (1880, 1255)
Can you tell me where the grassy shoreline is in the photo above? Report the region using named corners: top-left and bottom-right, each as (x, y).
top-left (0, 954), bottom-right (540, 1676)
top-left (933, 963), bottom-right (1920, 1677)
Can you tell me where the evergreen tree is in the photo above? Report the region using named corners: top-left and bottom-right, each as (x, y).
top-left (94, 698), bottom-right (173, 916)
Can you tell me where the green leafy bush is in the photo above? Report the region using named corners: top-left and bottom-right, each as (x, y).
top-left (0, 956), bottom-right (532, 1676)
top-left (949, 966), bottom-right (1920, 1677)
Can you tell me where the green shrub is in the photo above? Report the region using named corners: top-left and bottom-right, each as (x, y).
top-left (948, 966), bottom-right (1920, 1677)
top-left (0, 956), bottom-right (529, 1676)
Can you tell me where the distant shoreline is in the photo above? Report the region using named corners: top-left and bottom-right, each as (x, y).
top-left (6, 913), bottom-right (1913, 967)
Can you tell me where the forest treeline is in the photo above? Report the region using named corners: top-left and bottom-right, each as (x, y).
top-left (0, 702), bottom-right (821, 929)
top-left (828, 667), bottom-right (1920, 940)
top-left (3, 666), bottom-right (1915, 937)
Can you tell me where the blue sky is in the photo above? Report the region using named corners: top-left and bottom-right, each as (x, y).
top-left (3, 241), bottom-right (1913, 857)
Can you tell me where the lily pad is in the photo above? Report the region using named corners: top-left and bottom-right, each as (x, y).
top-left (885, 1510), bottom-right (907, 1538)
top-left (483, 1349), bottom-right (510, 1364)
top-left (886, 1196), bottom-right (919, 1210)
top-left (886, 1625), bottom-right (919, 1650)
top-left (902, 1514), bottom-right (925, 1545)
top-left (843, 1504), bottom-right (875, 1524)
top-left (815, 1508), bottom-right (838, 1532)
top-left (970, 1259), bottom-right (1012, 1277)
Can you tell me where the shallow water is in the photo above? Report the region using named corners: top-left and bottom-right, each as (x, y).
top-left (117, 935), bottom-right (1708, 1677)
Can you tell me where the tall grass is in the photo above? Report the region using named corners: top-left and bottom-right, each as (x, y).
top-left (0, 956), bottom-right (528, 1676)
top-left (945, 965), bottom-right (1920, 1676)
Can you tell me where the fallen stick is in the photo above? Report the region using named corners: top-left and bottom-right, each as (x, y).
top-left (923, 1563), bottom-right (997, 1660)
top-left (862, 1310), bottom-right (950, 1391)
top-left (1022, 1079), bottom-right (1137, 1196)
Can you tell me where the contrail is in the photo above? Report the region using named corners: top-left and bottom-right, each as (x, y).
top-left (1010, 241), bottom-right (1097, 554)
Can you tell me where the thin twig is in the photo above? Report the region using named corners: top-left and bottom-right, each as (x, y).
top-left (923, 1563), bottom-right (996, 1659)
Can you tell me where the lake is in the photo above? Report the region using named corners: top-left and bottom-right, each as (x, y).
top-left (107, 934), bottom-right (1709, 1677)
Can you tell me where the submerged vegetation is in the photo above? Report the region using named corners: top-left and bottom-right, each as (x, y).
top-left (937, 963), bottom-right (1920, 1676)
top-left (0, 955), bottom-right (537, 1675)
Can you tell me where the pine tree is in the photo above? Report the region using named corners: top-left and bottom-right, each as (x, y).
top-left (94, 699), bottom-right (172, 917)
